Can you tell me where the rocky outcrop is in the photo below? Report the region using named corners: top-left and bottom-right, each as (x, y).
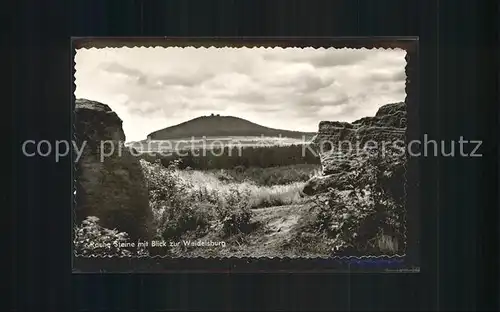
top-left (302, 173), bottom-right (351, 196)
top-left (303, 102), bottom-right (407, 196)
top-left (74, 99), bottom-right (154, 241)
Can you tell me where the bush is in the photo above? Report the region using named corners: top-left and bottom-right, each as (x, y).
top-left (74, 216), bottom-right (135, 257)
top-left (215, 188), bottom-right (255, 237)
top-left (213, 169), bottom-right (235, 183)
top-left (140, 159), bottom-right (213, 240)
top-left (307, 147), bottom-right (405, 255)
top-left (141, 159), bottom-right (302, 241)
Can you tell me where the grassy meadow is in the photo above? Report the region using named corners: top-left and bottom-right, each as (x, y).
top-left (176, 164), bottom-right (320, 209)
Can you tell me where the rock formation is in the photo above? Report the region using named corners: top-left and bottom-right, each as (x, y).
top-left (74, 99), bottom-right (154, 241)
top-left (302, 102), bottom-right (407, 196)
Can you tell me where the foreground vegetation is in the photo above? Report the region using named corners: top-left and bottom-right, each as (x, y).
top-left (282, 148), bottom-right (406, 256)
top-left (74, 147), bottom-right (406, 257)
top-left (74, 158), bottom-right (315, 257)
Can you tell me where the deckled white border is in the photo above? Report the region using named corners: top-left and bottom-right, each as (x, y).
top-left (72, 43), bottom-right (411, 260)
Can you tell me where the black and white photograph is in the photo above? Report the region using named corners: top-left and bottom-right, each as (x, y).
top-left (73, 44), bottom-right (410, 259)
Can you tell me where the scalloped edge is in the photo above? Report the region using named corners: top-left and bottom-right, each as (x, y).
top-left (71, 37), bottom-right (419, 266)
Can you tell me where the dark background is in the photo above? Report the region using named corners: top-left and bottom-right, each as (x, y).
top-left (71, 37), bottom-right (421, 274)
top-left (9, 0), bottom-right (497, 310)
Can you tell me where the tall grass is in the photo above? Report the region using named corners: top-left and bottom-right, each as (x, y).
top-left (177, 167), bottom-right (306, 209)
top-left (207, 164), bottom-right (321, 186)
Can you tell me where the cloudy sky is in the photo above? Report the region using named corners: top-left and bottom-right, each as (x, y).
top-left (75, 47), bottom-right (406, 142)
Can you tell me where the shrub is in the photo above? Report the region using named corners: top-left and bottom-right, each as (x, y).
top-left (213, 169), bottom-right (235, 183)
top-left (159, 202), bottom-right (213, 240)
top-left (140, 159), bottom-right (305, 241)
top-left (307, 147), bottom-right (405, 255)
top-left (74, 216), bottom-right (134, 257)
top-left (215, 188), bottom-right (254, 237)
top-left (140, 159), bottom-right (213, 240)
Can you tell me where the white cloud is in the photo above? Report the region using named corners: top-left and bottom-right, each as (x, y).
top-left (75, 47), bottom-right (406, 142)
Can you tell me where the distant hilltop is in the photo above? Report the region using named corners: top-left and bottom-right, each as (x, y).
top-left (145, 115), bottom-right (317, 141)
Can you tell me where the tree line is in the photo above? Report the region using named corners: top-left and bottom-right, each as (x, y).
top-left (137, 144), bottom-right (321, 170)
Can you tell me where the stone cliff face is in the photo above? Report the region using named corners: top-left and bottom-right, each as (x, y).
top-left (303, 102), bottom-right (407, 196)
top-left (74, 99), bottom-right (153, 241)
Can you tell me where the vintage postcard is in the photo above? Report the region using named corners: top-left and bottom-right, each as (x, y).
top-left (72, 38), bottom-right (419, 271)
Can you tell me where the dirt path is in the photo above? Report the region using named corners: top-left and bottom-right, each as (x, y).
top-left (226, 204), bottom-right (309, 258)
top-left (207, 203), bottom-right (312, 258)
top-left (174, 203), bottom-right (314, 258)
top-left (252, 205), bottom-right (302, 245)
